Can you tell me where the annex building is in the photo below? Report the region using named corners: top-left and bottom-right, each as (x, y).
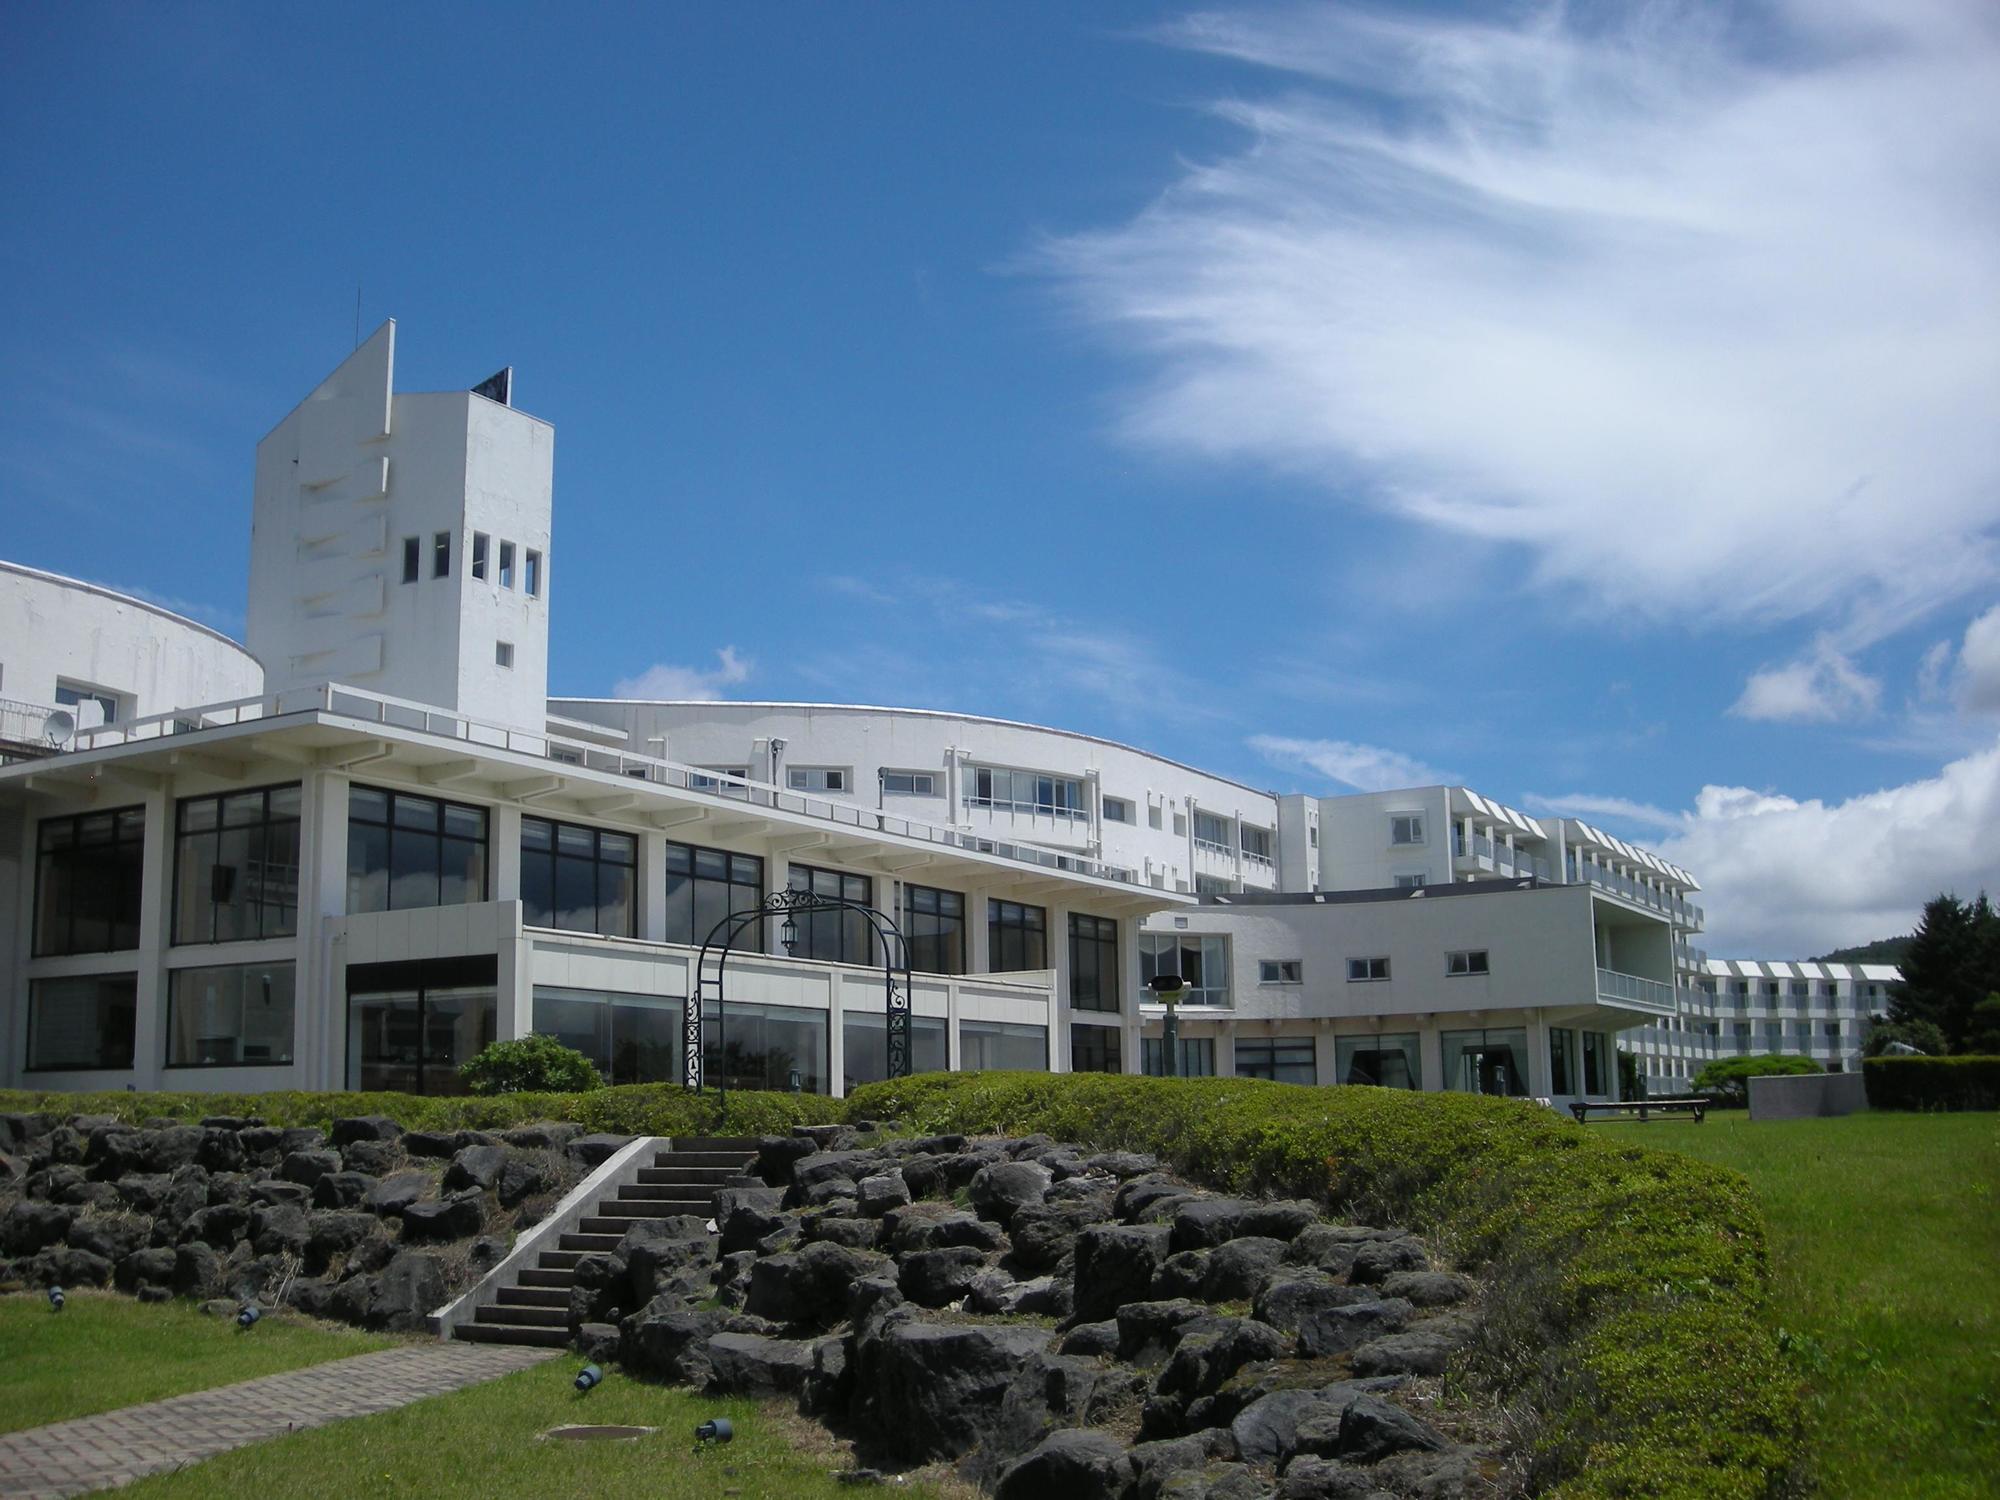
top-left (0, 325), bottom-right (1896, 1104)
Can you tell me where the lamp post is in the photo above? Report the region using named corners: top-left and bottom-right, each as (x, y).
top-left (1148, 973), bottom-right (1187, 1077)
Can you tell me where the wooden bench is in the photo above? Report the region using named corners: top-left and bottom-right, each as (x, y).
top-left (1570, 1097), bottom-right (1708, 1124)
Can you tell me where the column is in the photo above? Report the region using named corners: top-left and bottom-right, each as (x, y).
top-left (490, 804), bottom-right (523, 902)
top-left (295, 771), bottom-right (350, 1092)
top-left (638, 832), bottom-right (668, 942)
top-left (1050, 900), bottom-right (1073, 1071)
top-left (129, 780), bottom-right (173, 1092)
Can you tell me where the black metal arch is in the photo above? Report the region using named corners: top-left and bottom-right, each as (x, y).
top-left (687, 886), bottom-right (914, 1106)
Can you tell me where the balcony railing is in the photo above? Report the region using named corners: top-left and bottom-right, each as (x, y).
top-left (60, 682), bottom-right (1150, 889)
top-left (1597, 967), bottom-right (1678, 1013)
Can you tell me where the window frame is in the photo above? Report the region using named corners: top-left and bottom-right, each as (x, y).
top-left (432, 531), bottom-right (451, 579)
top-left (471, 532), bottom-right (489, 580)
top-left (899, 882), bottom-right (966, 976)
top-left (498, 540), bottom-right (515, 588)
top-left (345, 785), bottom-right (490, 914)
top-left (34, 805), bottom-right (147, 957)
top-left (25, 972), bottom-right (138, 1072)
top-left (1446, 949), bottom-right (1490, 977)
top-left (1346, 956), bottom-right (1391, 982)
top-left (401, 536), bottom-right (420, 584)
top-left (1233, 1036), bottom-right (1316, 1085)
top-left (524, 549), bottom-right (542, 598)
top-left (165, 960), bottom-right (298, 1069)
top-left (1139, 931), bottom-right (1230, 1007)
top-left (171, 782), bottom-right (303, 947)
top-left (1068, 912), bottom-right (1120, 1013)
top-left (987, 897), bottom-right (1049, 973)
top-left (1101, 795), bottom-right (1133, 824)
top-left (521, 815), bottom-right (638, 938)
top-left (1388, 813), bottom-right (1425, 846)
top-left (786, 863), bottom-right (876, 965)
top-left (663, 839), bottom-right (765, 948)
top-left (787, 766), bottom-right (849, 794)
top-left (1257, 959), bottom-right (1302, 984)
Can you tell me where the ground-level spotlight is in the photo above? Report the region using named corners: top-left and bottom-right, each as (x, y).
top-left (236, 1303), bottom-right (261, 1329)
top-left (47, 1286), bottom-right (64, 1312)
top-left (574, 1364), bottom-right (602, 1393)
top-left (695, 1417), bottom-right (733, 1444)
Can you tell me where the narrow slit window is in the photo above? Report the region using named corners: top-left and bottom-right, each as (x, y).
top-left (401, 537), bottom-right (420, 584)
top-left (471, 533), bottom-right (489, 580)
top-left (524, 549), bottom-right (542, 598)
top-left (498, 541), bottom-right (515, 588)
top-left (433, 532), bottom-right (451, 579)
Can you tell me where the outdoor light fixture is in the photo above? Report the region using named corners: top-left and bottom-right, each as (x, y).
top-left (47, 1286), bottom-right (64, 1312)
top-left (779, 914), bottom-right (799, 955)
top-left (575, 1364), bottom-right (602, 1392)
top-left (236, 1303), bottom-right (261, 1329)
top-left (695, 1417), bottom-right (734, 1444)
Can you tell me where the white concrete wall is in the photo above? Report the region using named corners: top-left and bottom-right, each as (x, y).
top-left (1313, 787), bottom-right (1451, 890)
top-left (0, 563), bottom-right (262, 728)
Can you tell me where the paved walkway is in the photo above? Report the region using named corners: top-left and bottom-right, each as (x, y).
top-left (0, 1342), bottom-right (555, 1500)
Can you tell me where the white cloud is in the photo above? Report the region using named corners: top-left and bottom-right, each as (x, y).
top-left (1958, 604), bottom-right (2000, 711)
top-left (1659, 736), bottom-right (2000, 953)
top-left (1250, 734), bottom-right (1453, 792)
top-left (1523, 792), bottom-right (1682, 832)
top-left (1042, 1), bottom-right (2000, 639)
top-left (1729, 642), bottom-right (1882, 722)
top-left (613, 647), bottom-right (751, 701)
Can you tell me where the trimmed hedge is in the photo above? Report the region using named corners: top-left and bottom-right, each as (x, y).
top-left (1863, 1054), bottom-right (2000, 1111)
top-left (846, 1072), bottom-right (1800, 1500)
top-left (0, 1082), bottom-right (845, 1138)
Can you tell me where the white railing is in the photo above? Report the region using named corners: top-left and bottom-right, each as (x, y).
top-left (64, 682), bottom-right (1150, 889)
top-left (1597, 967), bottom-right (1678, 1012)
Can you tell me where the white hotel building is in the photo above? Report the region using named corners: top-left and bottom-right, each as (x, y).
top-left (0, 325), bottom-right (1891, 1105)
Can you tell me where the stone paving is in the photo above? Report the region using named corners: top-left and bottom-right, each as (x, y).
top-left (0, 1342), bottom-right (555, 1500)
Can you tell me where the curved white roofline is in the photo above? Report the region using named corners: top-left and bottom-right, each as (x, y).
top-left (550, 695), bottom-right (1282, 803)
top-left (0, 559), bottom-right (255, 660)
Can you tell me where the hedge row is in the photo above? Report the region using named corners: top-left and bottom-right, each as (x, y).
top-left (1863, 1054), bottom-right (2000, 1111)
top-left (0, 1082), bottom-right (846, 1138)
top-left (845, 1072), bottom-right (1799, 1500)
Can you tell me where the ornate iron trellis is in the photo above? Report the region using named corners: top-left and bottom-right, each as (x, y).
top-left (687, 886), bottom-right (914, 1106)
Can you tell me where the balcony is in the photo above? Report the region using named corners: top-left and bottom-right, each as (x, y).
top-left (1597, 967), bottom-right (1678, 1015)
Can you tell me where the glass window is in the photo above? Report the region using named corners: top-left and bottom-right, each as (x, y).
top-left (1583, 1031), bottom-right (1608, 1094)
top-left (1447, 950), bottom-right (1490, 976)
top-left (965, 765), bottom-right (1085, 818)
top-left (402, 536), bottom-right (420, 583)
top-left (1241, 824), bottom-right (1273, 860)
top-left (1193, 811), bottom-right (1231, 850)
top-left (1347, 956), bottom-right (1390, 982)
top-left (525, 549), bottom-right (542, 598)
top-left (900, 884), bottom-right (965, 975)
top-left (702, 998), bottom-right (826, 1094)
top-left (1102, 796), bottom-right (1132, 824)
top-left (471, 532), bottom-right (489, 580)
top-left (498, 541), bottom-right (515, 588)
top-left (664, 841), bottom-right (765, 947)
top-left (1139, 932), bottom-right (1230, 1006)
top-left (1389, 814), bottom-right (1425, 845)
top-left (521, 816), bottom-right (636, 937)
top-left (167, 962), bottom-right (296, 1067)
top-left (55, 680), bottom-right (120, 724)
top-left (880, 771), bottom-right (936, 796)
top-left (495, 641), bottom-right (513, 668)
top-left (1392, 874), bottom-right (1427, 890)
top-left (35, 806), bottom-right (145, 956)
top-left (432, 531), bottom-right (451, 578)
top-left (1550, 1027), bottom-right (1579, 1094)
top-left (1141, 1036), bottom-right (1215, 1076)
top-left (532, 986), bottom-right (683, 1085)
top-left (1335, 1033), bottom-right (1421, 1089)
top-left (843, 1009), bottom-right (948, 1091)
top-left (347, 786), bottom-right (488, 913)
top-left (1234, 1038), bottom-right (1316, 1085)
top-left (1258, 960), bottom-right (1302, 983)
top-left (1071, 1024), bottom-right (1121, 1074)
top-left (787, 767), bottom-right (847, 793)
top-left (27, 974), bottom-right (137, 1071)
top-left (787, 864), bottom-right (875, 964)
top-left (1069, 913), bottom-right (1119, 1013)
top-left (1443, 1028), bottom-right (1530, 1096)
top-left (959, 1020), bottom-right (1047, 1071)
top-left (987, 899), bottom-right (1047, 972)
top-left (173, 784), bottom-right (301, 945)
top-left (347, 956), bottom-right (497, 1093)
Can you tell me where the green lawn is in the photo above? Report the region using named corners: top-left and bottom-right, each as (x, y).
top-left (1599, 1109), bottom-right (2000, 1500)
top-left (0, 1291), bottom-right (396, 1433)
top-left (114, 1357), bottom-right (948, 1500)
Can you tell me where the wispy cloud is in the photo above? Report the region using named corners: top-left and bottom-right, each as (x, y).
top-left (1523, 792), bottom-right (1683, 832)
top-left (1249, 733), bottom-right (1453, 792)
top-left (1040, 1), bottom-right (2000, 646)
top-left (1730, 640), bottom-right (1882, 723)
top-left (613, 647), bottom-right (752, 701)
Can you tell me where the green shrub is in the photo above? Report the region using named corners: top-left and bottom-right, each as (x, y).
top-left (1692, 1053), bottom-right (1823, 1107)
top-left (1861, 1018), bottom-right (1949, 1057)
top-left (1862, 1054), bottom-right (2000, 1111)
top-left (457, 1035), bottom-right (604, 1095)
top-left (846, 1072), bottom-right (1799, 1500)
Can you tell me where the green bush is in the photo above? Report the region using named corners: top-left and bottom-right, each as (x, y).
top-left (1861, 1018), bottom-right (1949, 1057)
top-left (1862, 1054), bottom-right (2000, 1111)
top-left (1692, 1053), bottom-right (1824, 1107)
top-left (457, 1035), bottom-right (604, 1095)
top-left (846, 1071), bottom-right (1799, 1500)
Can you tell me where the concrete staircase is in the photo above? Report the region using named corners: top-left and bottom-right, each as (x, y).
top-left (449, 1136), bottom-right (761, 1349)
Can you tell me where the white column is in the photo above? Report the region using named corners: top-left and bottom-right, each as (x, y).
top-left (296, 771), bottom-right (350, 1092)
top-left (130, 781), bottom-right (173, 1092)
top-left (827, 968), bottom-right (845, 1097)
top-left (1121, 914), bottom-right (1144, 1075)
top-left (638, 832), bottom-right (667, 942)
top-left (490, 804), bottom-right (523, 902)
top-left (1050, 900), bottom-right (1073, 1072)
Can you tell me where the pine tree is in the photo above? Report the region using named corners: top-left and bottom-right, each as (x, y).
top-left (1891, 892), bottom-right (2000, 1051)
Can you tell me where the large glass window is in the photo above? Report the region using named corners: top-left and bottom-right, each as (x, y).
top-left (1140, 933), bottom-right (1230, 1007)
top-left (843, 1009), bottom-right (948, 1092)
top-left (1549, 1027), bottom-right (1579, 1094)
top-left (346, 957), bottom-right (497, 1094)
top-left (701, 999), bottom-right (826, 1094)
top-left (173, 784), bottom-right (301, 945)
top-left (1193, 811), bottom-right (1231, 851)
top-left (532, 986), bottom-right (682, 1085)
top-left (1241, 824), bottom-right (1273, 861)
top-left (960, 1019), bottom-right (1047, 1071)
top-left (1068, 913), bottom-right (1119, 1013)
top-left (664, 841), bottom-right (764, 947)
top-left (1070, 1023), bottom-right (1121, 1074)
top-left (35, 807), bottom-right (145, 956)
top-left (965, 765), bottom-right (1085, 818)
top-left (1234, 1037), bottom-right (1316, 1085)
top-left (27, 974), bottom-right (137, 1071)
top-left (346, 786), bottom-right (488, 913)
top-left (900, 885), bottom-right (965, 975)
top-left (1583, 1031), bottom-right (1608, 1094)
top-left (521, 817), bottom-right (635, 936)
top-left (1142, 1036), bottom-right (1215, 1077)
top-left (787, 865), bottom-right (875, 964)
top-left (987, 899), bottom-right (1047, 972)
top-left (1335, 1033), bottom-right (1421, 1089)
top-left (1442, 1028), bottom-right (1531, 1097)
top-left (167, 962), bottom-right (296, 1068)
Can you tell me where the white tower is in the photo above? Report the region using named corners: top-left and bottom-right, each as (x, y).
top-left (246, 321), bottom-right (554, 733)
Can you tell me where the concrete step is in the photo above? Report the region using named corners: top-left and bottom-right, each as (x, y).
top-left (519, 1267), bottom-right (575, 1289)
top-left (670, 1137), bottom-right (763, 1152)
top-left (453, 1321), bottom-right (571, 1349)
top-left (653, 1152), bottom-right (757, 1169)
top-left (594, 1199), bottom-right (710, 1219)
top-left (536, 1249), bottom-right (586, 1270)
top-left (477, 1303), bottom-right (567, 1329)
top-left (498, 1286), bottom-right (570, 1309)
top-left (635, 1166), bottom-right (740, 1185)
top-left (559, 1231), bottom-right (624, 1253)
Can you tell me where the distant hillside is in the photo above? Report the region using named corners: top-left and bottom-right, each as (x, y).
top-left (1816, 936), bottom-right (1912, 965)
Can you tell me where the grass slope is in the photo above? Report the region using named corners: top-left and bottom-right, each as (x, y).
top-left (1600, 1111), bottom-right (2000, 1500)
top-left (0, 1291), bottom-right (394, 1433)
top-left (112, 1358), bottom-right (945, 1500)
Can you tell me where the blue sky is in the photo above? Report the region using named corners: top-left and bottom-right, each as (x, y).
top-left (4, 2), bottom-right (1997, 954)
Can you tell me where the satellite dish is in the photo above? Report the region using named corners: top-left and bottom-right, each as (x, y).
top-left (43, 709), bottom-right (75, 747)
